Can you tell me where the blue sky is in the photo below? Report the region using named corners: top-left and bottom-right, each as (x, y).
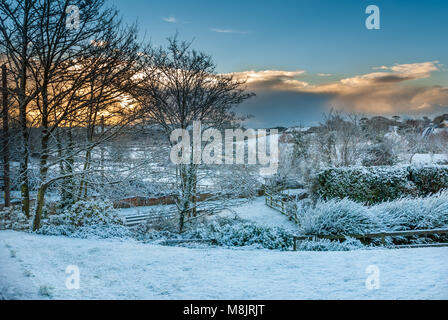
top-left (109, 0), bottom-right (448, 127)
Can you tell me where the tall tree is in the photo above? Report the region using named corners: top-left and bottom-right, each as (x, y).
top-left (29, 0), bottom-right (149, 230)
top-left (0, 0), bottom-right (40, 217)
top-left (1, 64), bottom-right (10, 207)
top-left (135, 37), bottom-right (253, 232)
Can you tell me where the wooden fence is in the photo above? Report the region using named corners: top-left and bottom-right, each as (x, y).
top-left (293, 228), bottom-right (448, 251)
top-left (265, 192), bottom-right (288, 214)
top-left (124, 211), bottom-right (177, 226)
top-left (264, 192), bottom-right (299, 223)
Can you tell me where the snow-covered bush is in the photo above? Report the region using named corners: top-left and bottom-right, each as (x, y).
top-left (362, 139), bottom-right (397, 167)
top-left (37, 200), bottom-right (130, 240)
top-left (371, 192), bottom-right (448, 231)
top-left (409, 165), bottom-right (448, 196)
top-left (209, 223), bottom-right (294, 250)
top-left (37, 224), bottom-right (133, 240)
top-left (134, 216), bottom-right (294, 250)
top-left (58, 200), bottom-right (124, 227)
top-left (299, 198), bottom-right (381, 236)
top-left (0, 206), bottom-right (31, 231)
top-left (295, 237), bottom-right (367, 251)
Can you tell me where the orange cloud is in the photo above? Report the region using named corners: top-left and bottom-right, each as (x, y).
top-left (229, 62), bottom-right (448, 115)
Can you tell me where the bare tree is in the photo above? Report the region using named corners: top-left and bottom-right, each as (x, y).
top-left (1, 63), bottom-right (10, 207)
top-left (135, 37), bottom-right (254, 232)
top-left (27, 0), bottom-right (149, 230)
top-left (0, 0), bottom-right (40, 217)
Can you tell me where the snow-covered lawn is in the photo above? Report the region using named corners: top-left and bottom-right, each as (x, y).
top-left (218, 197), bottom-right (298, 232)
top-left (1, 231), bottom-right (447, 300)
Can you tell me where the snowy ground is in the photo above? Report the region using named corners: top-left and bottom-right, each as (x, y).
top-left (1, 231), bottom-right (447, 300)
top-left (218, 197), bottom-right (298, 232)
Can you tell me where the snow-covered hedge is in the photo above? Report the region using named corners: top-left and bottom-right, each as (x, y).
top-left (409, 166), bottom-right (448, 196)
top-left (299, 198), bottom-right (380, 236)
top-left (313, 165), bottom-right (448, 204)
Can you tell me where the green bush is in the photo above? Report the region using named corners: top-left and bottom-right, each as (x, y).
top-left (409, 166), bottom-right (448, 196)
top-left (312, 165), bottom-right (448, 204)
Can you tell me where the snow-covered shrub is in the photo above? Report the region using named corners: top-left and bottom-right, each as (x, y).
top-left (37, 223), bottom-right (133, 240)
top-left (371, 192), bottom-right (448, 231)
top-left (299, 198), bottom-right (381, 236)
top-left (295, 237), bottom-right (367, 251)
top-left (312, 166), bottom-right (417, 204)
top-left (0, 206), bottom-right (31, 231)
top-left (409, 165), bottom-right (448, 196)
top-left (59, 200), bottom-right (124, 227)
top-left (186, 218), bottom-right (294, 250)
top-left (362, 139), bottom-right (397, 167)
top-left (36, 200), bottom-right (130, 240)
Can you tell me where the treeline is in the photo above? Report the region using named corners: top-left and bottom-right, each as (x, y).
top-left (0, 0), bottom-right (253, 232)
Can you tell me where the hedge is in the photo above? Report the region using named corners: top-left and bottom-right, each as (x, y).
top-left (312, 165), bottom-right (448, 204)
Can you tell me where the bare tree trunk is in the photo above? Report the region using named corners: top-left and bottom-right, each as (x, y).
top-left (33, 130), bottom-right (49, 230)
top-left (100, 116), bottom-right (105, 185)
top-left (18, 0), bottom-right (31, 218)
top-left (2, 64), bottom-right (10, 208)
top-left (33, 78), bottom-right (51, 230)
top-left (19, 92), bottom-right (30, 218)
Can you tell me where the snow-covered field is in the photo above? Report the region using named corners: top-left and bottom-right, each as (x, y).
top-left (1, 231), bottom-right (447, 300)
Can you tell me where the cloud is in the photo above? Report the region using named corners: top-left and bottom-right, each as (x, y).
top-left (229, 70), bottom-right (308, 91)
top-left (229, 62), bottom-right (448, 126)
top-left (339, 61), bottom-right (439, 87)
top-left (317, 73), bottom-right (333, 77)
top-left (162, 16), bottom-right (177, 23)
top-left (209, 28), bottom-right (248, 34)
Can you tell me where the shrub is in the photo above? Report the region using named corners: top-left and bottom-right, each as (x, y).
top-left (60, 200), bottom-right (124, 227)
top-left (409, 165), bottom-right (448, 196)
top-left (295, 237), bottom-right (367, 251)
top-left (37, 200), bottom-right (130, 240)
top-left (312, 165), bottom-right (448, 204)
top-left (0, 206), bottom-right (31, 231)
top-left (299, 198), bottom-right (381, 236)
top-left (362, 140), bottom-right (397, 167)
top-left (37, 224), bottom-right (133, 240)
top-left (171, 217), bottom-right (293, 250)
top-left (298, 193), bottom-right (448, 246)
top-left (371, 192), bottom-right (448, 231)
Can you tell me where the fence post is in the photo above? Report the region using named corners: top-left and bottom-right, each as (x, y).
top-left (293, 237), bottom-right (297, 251)
top-left (381, 232), bottom-right (386, 246)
